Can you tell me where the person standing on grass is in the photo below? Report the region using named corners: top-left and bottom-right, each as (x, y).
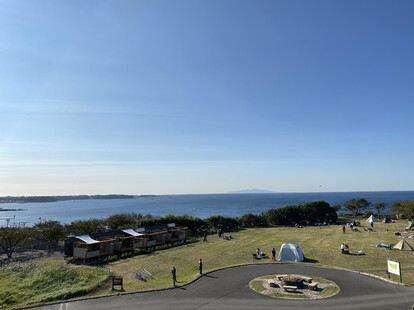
top-left (272, 248), bottom-right (276, 260)
top-left (171, 266), bottom-right (177, 286)
top-left (342, 225), bottom-right (346, 233)
top-left (203, 232), bottom-right (207, 242)
top-left (199, 259), bottom-right (203, 274)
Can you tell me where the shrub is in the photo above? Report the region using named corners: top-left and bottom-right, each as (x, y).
top-left (239, 213), bottom-right (268, 227)
top-left (205, 215), bottom-right (239, 231)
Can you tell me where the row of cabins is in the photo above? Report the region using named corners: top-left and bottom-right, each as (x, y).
top-left (64, 223), bottom-right (188, 261)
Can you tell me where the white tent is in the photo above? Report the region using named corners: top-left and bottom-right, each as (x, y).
top-left (277, 243), bottom-right (304, 262)
top-left (366, 215), bottom-right (378, 223)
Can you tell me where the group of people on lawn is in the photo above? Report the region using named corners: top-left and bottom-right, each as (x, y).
top-left (255, 247), bottom-right (277, 260)
top-left (341, 243), bottom-right (349, 254)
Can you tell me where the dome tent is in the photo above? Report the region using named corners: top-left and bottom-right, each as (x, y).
top-left (366, 215), bottom-right (378, 223)
top-left (277, 243), bottom-right (304, 262)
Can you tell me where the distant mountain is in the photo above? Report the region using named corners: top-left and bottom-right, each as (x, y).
top-left (227, 189), bottom-right (276, 194)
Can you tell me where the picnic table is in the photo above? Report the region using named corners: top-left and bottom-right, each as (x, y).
top-left (283, 285), bottom-right (298, 292)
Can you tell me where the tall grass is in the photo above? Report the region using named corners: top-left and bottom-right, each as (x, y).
top-left (0, 258), bottom-right (107, 309)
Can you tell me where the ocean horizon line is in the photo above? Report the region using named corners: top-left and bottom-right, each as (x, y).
top-left (2, 189), bottom-right (414, 198)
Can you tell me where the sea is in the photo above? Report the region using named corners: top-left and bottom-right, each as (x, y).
top-left (1, 191), bottom-right (414, 227)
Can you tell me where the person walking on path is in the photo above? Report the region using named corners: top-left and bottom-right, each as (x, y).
top-left (171, 266), bottom-right (177, 287)
top-left (199, 259), bottom-right (203, 274)
top-left (272, 248), bottom-right (276, 260)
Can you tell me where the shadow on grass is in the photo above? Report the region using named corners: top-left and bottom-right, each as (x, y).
top-left (303, 257), bottom-right (318, 263)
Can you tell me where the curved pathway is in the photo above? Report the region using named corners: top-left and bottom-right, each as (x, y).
top-left (34, 264), bottom-right (414, 310)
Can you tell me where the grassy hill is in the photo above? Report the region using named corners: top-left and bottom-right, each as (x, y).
top-left (1, 219), bottom-right (413, 308)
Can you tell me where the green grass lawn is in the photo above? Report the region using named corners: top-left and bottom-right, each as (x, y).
top-left (0, 257), bottom-right (107, 309)
top-left (104, 220), bottom-right (413, 293)
top-left (371, 271), bottom-right (414, 286)
top-left (1, 220), bottom-right (413, 308)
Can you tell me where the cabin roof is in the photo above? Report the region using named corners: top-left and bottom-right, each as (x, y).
top-left (74, 235), bottom-right (100, 244)
top-left (121, 228), bottom-right (144, 236)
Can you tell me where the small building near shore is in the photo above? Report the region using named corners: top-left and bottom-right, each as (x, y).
top-left (64, 223), bottom-right (188, 261)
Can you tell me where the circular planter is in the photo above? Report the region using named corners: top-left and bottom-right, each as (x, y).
top-left (249, 274), bottom-right (340, 300)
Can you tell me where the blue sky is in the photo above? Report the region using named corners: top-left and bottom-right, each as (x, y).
top-left (1, 0), bottom-right (413, 195)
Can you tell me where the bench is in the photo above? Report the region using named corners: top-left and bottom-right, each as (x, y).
top-left (308, 282), bottom-right (318, 291)
top-left (269, 281), bottom-right (278, 288)
top-left (301, 276), bottom-right (312, 283)
top-left (276, 274), bottom-right (288, 281)
top-left (283, 285), bottom-right (297, 292)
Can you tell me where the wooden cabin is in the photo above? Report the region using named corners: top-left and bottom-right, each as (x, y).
top-left (168, 224), bottom-right (188, 242)
top-left (114, 229), bottom-right (146, 252)
top-left (65, 223), bottom-right (188, 261)
top-left (67, 235), bottom-right (115, 261)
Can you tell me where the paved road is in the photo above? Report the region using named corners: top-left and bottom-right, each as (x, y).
top-left (35, 264), bottom-right (414, 310)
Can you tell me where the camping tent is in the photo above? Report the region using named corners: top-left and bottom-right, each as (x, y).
top-left (277, 243), bottom-right (304, 262)
top-left (393, 240), bottom-right (413, 251)
top-left (406, 221), bottom-right (413, 231)
top-left (382, 218), bottom-right (392, 223)
top-left (366, 215), bottom-right (378, 223)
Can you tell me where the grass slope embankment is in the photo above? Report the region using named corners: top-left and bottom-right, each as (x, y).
top-left (1, 220), bottom-right (413, 309)
top-left (0, 258), bottom-right (107, 309)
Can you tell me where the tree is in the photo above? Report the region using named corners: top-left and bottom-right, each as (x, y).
top-left (239, 213), bottom-right (268, 227)
top-left (343, 198), bottom-right (371, 216)
top-left (33, 220), bottom-right (66, 251)
top-left (332, 204), bottom-right (342, 214)
top-left (0, 227), bottom-right (34, 259)
top-left (65, 218), bottom-right (108, 235)
top-left (266, 201), bottom-right (337, 225)
top-left (139, 215), bottom-right (209, 235)
top-left (106, 213), bottom-right (146, 230)
top-left (401, 200), bottom-right (414, 220)
top-left (390, 201), bottom-right (404, 219)
top-left (205, 215), bottom-right (239, 231)
top-left (373, 201), bottom-right (386, 218)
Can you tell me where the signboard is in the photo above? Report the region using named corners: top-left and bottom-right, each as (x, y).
top-left (387, 259), bottom-right (400, 276)
top-left (112, 277), bottom-right (124, 291)
top-left (387, 259), bottom-right (402, 283)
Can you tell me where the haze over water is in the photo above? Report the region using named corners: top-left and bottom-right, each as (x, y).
top-left (1, 191), bottom-right (413, 226)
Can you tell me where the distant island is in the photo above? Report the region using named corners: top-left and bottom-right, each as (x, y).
top-left (0, 207), bottom-right (26, 211)
top-left (0, 194), bottom-right (152, 204)
top-left (227, 189), bottom-right (276, 194)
